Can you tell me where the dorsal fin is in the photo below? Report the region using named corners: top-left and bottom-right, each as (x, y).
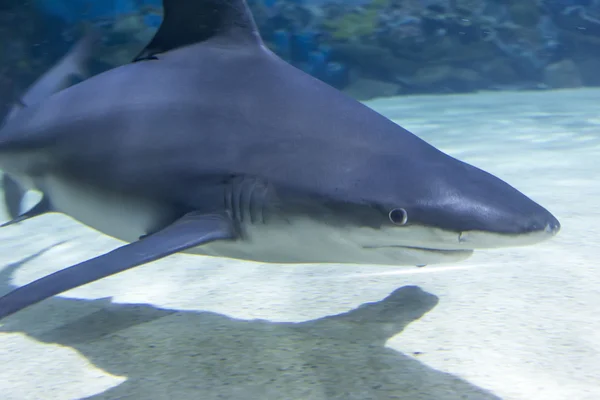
top-left (134, 0), bottom-right (263, 62)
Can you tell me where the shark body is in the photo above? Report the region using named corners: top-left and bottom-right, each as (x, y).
top-left (0, 0), bottom-right (560, 320)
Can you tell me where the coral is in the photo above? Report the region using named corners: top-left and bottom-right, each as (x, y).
top-left (507, 0), bottom-right (541, 27)
top-left (543, 58), bottom-right (583, 87)
top-left (328, 42), bottom-right (417, 80)
top-left (6, 0), bottom-right (600, 100)
top-left (321, 0), bottom-right (389, 41)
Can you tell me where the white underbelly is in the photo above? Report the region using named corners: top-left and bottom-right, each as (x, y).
top-left (43, 175), bottom-right (172, 243)
top-left (190, 217), bottom-right (472, 266)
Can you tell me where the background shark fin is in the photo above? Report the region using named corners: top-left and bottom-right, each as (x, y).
top-left (2, 174), bottom-right (26, 219)
top-left (133, 0), bottom-right (262, 62)
top-left (2, 30), bottom-right (99, 126)
top-left (0, 211), bottom-right (236, 320)
top-left (65, 29), bottom-right (100, 80)
top-left (1, 193), bottom-right (53, 227)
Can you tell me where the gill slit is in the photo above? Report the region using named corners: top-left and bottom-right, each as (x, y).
top-left (224, 177), bottom-right (268, 225)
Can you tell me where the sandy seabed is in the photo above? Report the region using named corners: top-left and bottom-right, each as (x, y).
top-left (0, 88), bottom-right (598, 400)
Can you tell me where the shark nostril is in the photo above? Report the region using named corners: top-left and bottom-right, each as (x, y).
top-left (525, 212), bottom-right (560, 234)
top-left (545, 218), bottom-right (561, 234)
top-left (529, 222), bottom-right (543, 231)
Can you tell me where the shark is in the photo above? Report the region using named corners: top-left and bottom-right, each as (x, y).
top-left (3, 30), bottom-right (98, 123)
top-left (0, 0), bottom-right (560, 320)
top-left (1, 30), bottom-right (98, 219)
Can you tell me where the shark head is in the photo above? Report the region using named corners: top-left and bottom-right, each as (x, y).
top-left (259, 152), bottom-right (560, 267)
top-left (330, 149), bottom-right (561, 266)
top-left (260, 143), bottom-right (560, 267)
top-left (236, 57), bottom-right (562, 267)
top-left (216, 117), bottom-right (560, 267)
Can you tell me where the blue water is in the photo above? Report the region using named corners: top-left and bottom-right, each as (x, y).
top-left (36, 0), bottom-right (162, 22)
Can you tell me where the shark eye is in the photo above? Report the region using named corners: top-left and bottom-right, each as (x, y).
top-left (389, 208), bottom-right (408, 226)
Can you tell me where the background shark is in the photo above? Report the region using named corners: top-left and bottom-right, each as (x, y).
top-left (3, 31), bottom-right (98, 123)
top-left (0, 0), bottom-right (560, 320)
top-left (1, 31), bottom-right (99, 220)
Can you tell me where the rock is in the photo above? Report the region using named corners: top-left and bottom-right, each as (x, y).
top-left (507, 0), bottom-right (541, 28)
top-left (408, 65), bottom-right (484, 93)
top-left (575, 58), bottom-right (600, 87)
top-left (330, 44), bottom-right (418, 81)
top-left (113, 15), bottom-right (145, 35)
top-left (543, 59), bottom-right (583, 89)
top-left (343, 78), bottom-right (401, 100)
top-left (480, 59), bottom-right (520, 84)
top-left (413, 65), bottom-right (453, 86)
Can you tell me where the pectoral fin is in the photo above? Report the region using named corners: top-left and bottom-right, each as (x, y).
top-left (0, 211), bottom-right (236, 320)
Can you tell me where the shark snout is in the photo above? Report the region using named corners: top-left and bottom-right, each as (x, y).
top-left (451, 199), bottom-right (561, 249)
top-left (396, 160), bottom-right (561, 250)
top-left (520, 206), bottom-right (561, 235)
top-left (407, 198), bottom-right (560, 236)
top-left (468, 172), bottom-right (561, 238)
top-left (433, 164), bottom-right (561, 248)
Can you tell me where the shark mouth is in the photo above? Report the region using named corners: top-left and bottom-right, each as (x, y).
top-left (363, 245), bottom-right (472, 254)
top-left (362, 244), bottom-right (475, 266)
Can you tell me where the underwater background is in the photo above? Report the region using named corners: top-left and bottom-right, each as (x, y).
top-left (2, 0), bottom-right (600, 115)
top-left (0, 1), bottom-right (599, 399)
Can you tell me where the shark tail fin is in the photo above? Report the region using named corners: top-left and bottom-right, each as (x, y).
top-left (2, 174), bottom-right (26, 219)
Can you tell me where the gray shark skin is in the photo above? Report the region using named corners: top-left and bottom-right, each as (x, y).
top-left (1, 31), bottom-right (98, 220)
top-left (0, 0), bottom-right (560, 320)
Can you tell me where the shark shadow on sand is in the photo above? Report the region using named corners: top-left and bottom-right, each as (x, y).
top-left (0, 253), bottom-right (500, 400)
